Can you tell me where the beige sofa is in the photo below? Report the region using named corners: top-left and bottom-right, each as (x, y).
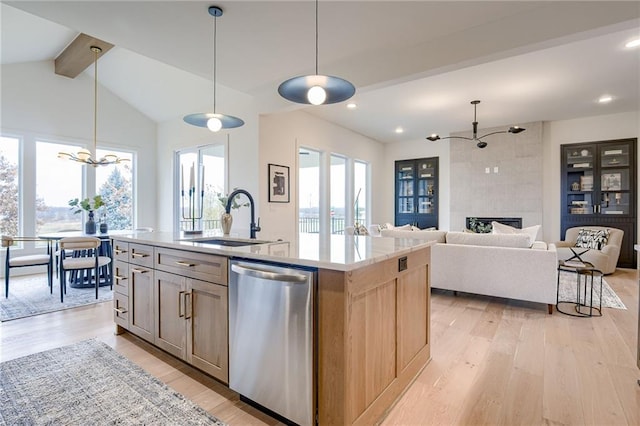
top-left (381, 230), bottom-right (557, 313)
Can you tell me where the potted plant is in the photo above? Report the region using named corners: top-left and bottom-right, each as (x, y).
top-left (68, 195), bottom-right (105, 234)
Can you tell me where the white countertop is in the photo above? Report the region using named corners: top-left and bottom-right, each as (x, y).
top-left (111, 231), bottom-right (434, 271)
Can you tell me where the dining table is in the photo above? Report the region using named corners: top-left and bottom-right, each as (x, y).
top-left (38, 230), bottom-right (136, 288)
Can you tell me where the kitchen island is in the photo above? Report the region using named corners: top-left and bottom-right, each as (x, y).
top-left (111, 231), bottom-right (432, 426)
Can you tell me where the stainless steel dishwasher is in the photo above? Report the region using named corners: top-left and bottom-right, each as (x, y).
top-left (229, 259), bottom-right (316, 426)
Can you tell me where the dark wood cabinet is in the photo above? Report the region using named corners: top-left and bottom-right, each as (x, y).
top-left (561, 138), bottom-right (637, 268)
top-left (395, 157), bottom-right (438, 229)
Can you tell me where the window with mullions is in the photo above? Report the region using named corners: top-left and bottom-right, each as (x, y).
top-left (96, 148), bottom-right (134, 230)
top-left (0, 136), bottom-right (19, 237)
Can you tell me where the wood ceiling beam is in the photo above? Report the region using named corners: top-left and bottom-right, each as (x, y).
top-left (54, 33), bottom-right (114, 78)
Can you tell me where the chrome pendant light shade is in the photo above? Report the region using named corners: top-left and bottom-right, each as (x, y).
top-left (183, 6), bottom-right (244, 131)
top-left (278, 0), bottom-right (355, 105)
top-left (426, 100), bottom-right (525, 149)
top-left (58, 46), bottom-right (129, 166)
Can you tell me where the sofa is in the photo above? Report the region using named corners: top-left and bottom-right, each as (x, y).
top-left (555, 226), bottom-right (623, 275)
top-left (378, 228), bottom-right (558, 313)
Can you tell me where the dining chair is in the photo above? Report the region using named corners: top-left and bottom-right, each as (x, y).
top-left (2, 236), bottom-right (53, 298)
top-left (58, 237), bottom-right (112, 302)
top-left (52, 229), bottom-right (81, 279)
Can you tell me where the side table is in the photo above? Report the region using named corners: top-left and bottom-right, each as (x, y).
top-left (557, 260), bottom-right (603, 317)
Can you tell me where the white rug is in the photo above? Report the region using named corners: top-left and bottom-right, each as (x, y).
top-left (557, 270), bottom-right (626, 309)
top-left (1, 274), bottom-right (113, 321)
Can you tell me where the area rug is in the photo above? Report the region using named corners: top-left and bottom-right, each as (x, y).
top-left (557, 270), bottom-right (626, 309)
top-left (0, 274), bottom-right (112, 322)
top-left (0, 339), bottom-right (226, 425)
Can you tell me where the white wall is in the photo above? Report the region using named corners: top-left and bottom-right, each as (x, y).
top-left (0, 60), bottom-right (157, 230)
top-left (258, 110), bottom-right (385, 243)
top-left (156, 89), bottom-right (259, 235)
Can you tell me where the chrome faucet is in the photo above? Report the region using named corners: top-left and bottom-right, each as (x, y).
top-left (225, 189), bottom-right (261, 239)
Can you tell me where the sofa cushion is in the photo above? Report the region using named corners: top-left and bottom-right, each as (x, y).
top-left (446, 231), bottom-right (532, 248)
top-left (491, 221), bottom-right (541, 245)
top-left (380, 229), bottom-right (446, 243)
top-left (575, 228), bottom-right (610, 250)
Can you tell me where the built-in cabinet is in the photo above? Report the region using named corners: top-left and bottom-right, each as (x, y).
top-left (561, 138), bottom-right (637, 268)
top-left (112, 240), bottom-right (229, 383)
top-left (395, 157), bottom-right (438, 229)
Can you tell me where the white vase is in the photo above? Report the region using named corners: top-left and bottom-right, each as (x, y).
top-left (221, 212), bottom-right (233, 235)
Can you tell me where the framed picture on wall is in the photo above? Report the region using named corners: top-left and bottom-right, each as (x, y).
top-left (268, 163), bottom-right (290, 203)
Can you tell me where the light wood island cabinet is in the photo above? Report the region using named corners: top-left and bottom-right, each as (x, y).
top-left (112, 234), bottom-right (431, 425)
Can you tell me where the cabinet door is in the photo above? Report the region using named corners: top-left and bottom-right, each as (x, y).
top-left (186, 278), bottom-right (229, 383)
top-left (128, 265), bottom-right (155, 342)
top-left (415, 158), bottom-right (438, 228)
top-left (395, 160), bottom-right (416, 225)
top-left (113, 260), bottom-right (129, 296)
top-left (154, 270), bottom-right (187, 359)
top-left (397, 265), bottom-right (429, 372)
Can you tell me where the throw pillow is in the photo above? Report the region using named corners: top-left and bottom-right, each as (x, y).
top-left (491, 221), bottom-right (541, 244)
top-left (353, 224), bottom-right (369, 236)
top-left (575, 228), bottom-right (609, 250)
top-left (396, 224), bottom-right (412, 230)
top-left (379, 222), bottom-right (394, 230)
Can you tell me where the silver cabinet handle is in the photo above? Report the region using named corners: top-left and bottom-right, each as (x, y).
top-left (231, 264), bottom-right (308, 283)
top-left (131, 252), bottom-right (149, 258)
top-left (131, 268), bottom-right (148, 274)
top-left (114, 249), bottom-right (128, 255)
top-left (185, 292), bottom-right (192, 319)
top-left (175, 261), bottom-right (196, 267)
top-left (178, 291), bottom-right (185, 318)
top-left (113, 307), bottom-right (127, 314)
top-left (114, 275), bottom-right (127, 281)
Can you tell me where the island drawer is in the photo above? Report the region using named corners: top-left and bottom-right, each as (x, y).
top-left (113, 260), bottom-right (129, 296)
top-left (113, 292), bottom-right (129, 329)
top-left (155, 247), bottom-right (228, 285)
top-left (112, 240), bottom-right (129, 262)
top-left (129, 243), bottom-right (154, 268)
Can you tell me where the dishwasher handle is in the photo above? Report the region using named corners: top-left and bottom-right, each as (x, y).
top-left (231, 263), bottom-right (308, 283)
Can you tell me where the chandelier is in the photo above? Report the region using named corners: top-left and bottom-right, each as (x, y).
top-left (58, 46), bottom-right (129, 166)
top-left (426, 100), bottom-right (525, 148)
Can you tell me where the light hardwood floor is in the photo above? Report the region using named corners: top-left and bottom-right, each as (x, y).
top-left (1, 269), bottom-right (638, 425)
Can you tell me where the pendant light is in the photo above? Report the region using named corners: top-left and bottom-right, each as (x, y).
top-left (278, 0), bottom-right (355, 105)
top-left (426, 100), bottom-right (525, 149)
top-left (184, 6), bottom-right (244, 131)
top-left (57, 46), bottom-right (129, 166)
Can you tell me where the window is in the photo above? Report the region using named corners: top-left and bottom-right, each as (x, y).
top-left (176, 144), bottom-right (226, 232)
top-left (354, 160), bottom-right (369, 225)
top-left (299, 148), bottom-right (320, 233)
top-left (35, 141), bottom-right (83, 234)
top-left (96, 149), bottom-right (133, 230)
top-left (330, 155), bottom-right (346, 234)
top-left (0, 136), bottom-right (19, 236)
top-left (298, 148), bottom-right (369, 236)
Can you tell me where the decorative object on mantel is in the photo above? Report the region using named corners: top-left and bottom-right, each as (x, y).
top-left (278, 0), bottom-right (355, 105)
top-left (426, 100), bottom-right (526, 148)
top-left (68, 195), bottom-right (105, 235)
top-left (183, 6), bottom-right (244, 132)
top-left (181, 162), bottom-right (204, 234)
top-left (57, 46), bottom-right (129, 166)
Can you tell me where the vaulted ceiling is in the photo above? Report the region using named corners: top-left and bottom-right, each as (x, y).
top-left (2, 1), bottom-right (639, 143)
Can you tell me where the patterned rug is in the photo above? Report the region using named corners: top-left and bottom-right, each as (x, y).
top-left (557, 270), bottom-right (626, 309)
top-left (0, 274), bottom-right (112, 321)
top-left (0, 339), bottom-right (226, 425)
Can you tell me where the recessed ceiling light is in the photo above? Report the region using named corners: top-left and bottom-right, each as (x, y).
top-left (346, 103), bottom-right (357, 109)
top-left (598, 95), bottom-right (613, 103)
top-left (395, 127), bottom-right (404, 134)
top-left (625, 38), bottom-right (640, 48)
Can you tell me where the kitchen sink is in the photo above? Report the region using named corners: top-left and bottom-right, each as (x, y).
top-left (191, 238), bottom-right (268, 247)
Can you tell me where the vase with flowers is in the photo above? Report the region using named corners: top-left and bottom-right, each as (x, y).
top-left (215, 189), bottom-right (249, 235)
top-left (69, 195), bottom-right (105, 235)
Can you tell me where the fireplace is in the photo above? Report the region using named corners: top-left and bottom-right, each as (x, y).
top-left (466, 217), bottom-right (522, 233)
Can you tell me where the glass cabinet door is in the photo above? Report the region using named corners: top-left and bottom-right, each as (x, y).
top-left (397, 162), bottom-right (415, 214)
top-left (565, 146), bottom-right (594, 216)
top-left (600, 144), bottom-right (631, 215)
top-left (416, 159), bottom-right (436, 214)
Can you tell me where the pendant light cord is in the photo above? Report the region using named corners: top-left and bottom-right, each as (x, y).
top-left (212, 14), bottom-right (217, 113)
top-left (93, 47), bottom-right (98, 156)
top-left (315, 0), bottom-right (319, 75)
